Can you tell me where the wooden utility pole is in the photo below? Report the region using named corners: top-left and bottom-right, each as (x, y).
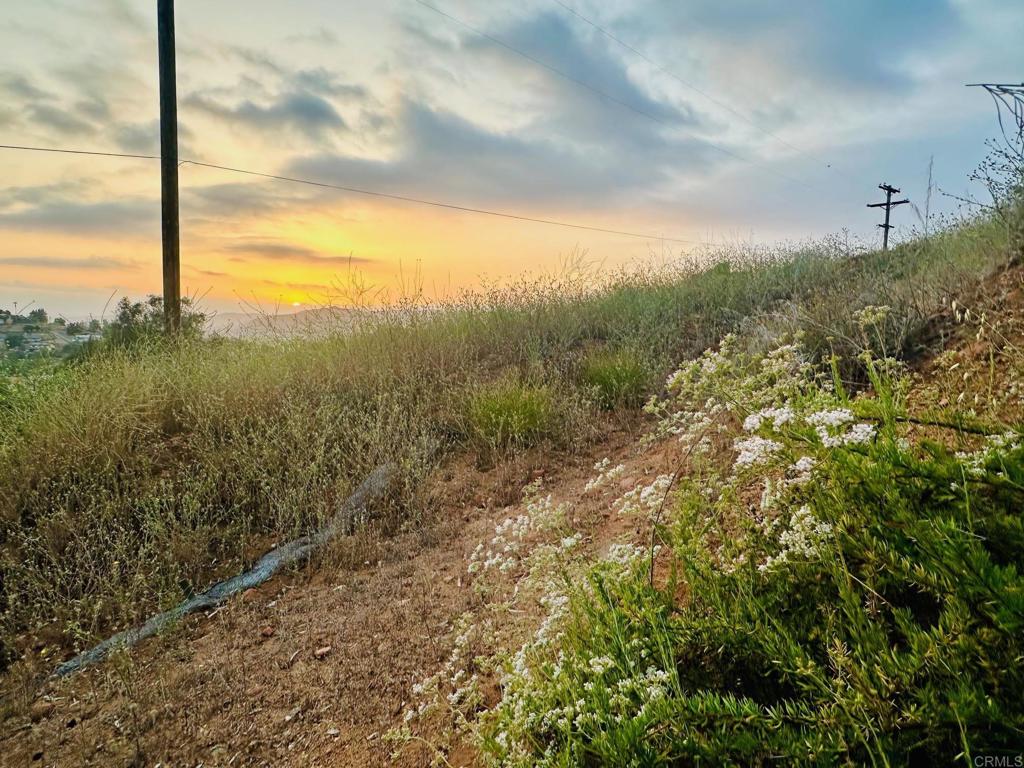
top-left (867, 183), bottom-right (909, 251)
top-left (158, 0), bottom-right (181, 333)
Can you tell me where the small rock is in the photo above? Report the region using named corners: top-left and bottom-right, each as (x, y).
top-left (619, 476), bottom-right (637, 490)
top-left (260, 625), bottom-right (275, 638)
top-left (241, 588), bottom-right (259, 603)
top-left (326, 728), bottom-right (340, 738)
top-left (314, 645), bottom-right (332, 660)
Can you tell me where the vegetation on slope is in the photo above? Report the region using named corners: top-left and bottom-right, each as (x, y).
top-left (477, 334), bottom-right (1024, 765)
top-left (386, 198), bottom-right (1023, 765)
top-left (0, 212), bottom-right (1013, 678)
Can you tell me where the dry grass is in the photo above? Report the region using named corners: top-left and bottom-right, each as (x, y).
top-left (0, 213), bottom-right (1012, 673)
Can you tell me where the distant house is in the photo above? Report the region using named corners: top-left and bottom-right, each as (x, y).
top-left (23, 333), bottom-right (55, 353)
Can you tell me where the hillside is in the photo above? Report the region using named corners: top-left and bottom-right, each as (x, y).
top-left (1, 212), bottom-right (1022, 766)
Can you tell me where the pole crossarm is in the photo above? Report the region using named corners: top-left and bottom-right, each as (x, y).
top-left (867, 182), bottom-right (909, 250)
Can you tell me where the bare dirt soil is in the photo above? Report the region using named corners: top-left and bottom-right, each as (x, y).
top-left (3, 420), bottom-right (681, 767)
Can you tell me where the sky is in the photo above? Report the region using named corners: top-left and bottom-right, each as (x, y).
top-left (0, 0), bottom-right (1021, 319)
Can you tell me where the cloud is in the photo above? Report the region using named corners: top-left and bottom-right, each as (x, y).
top-left (0, 105), bottom-right (18, 128)
top-left (0, 255), bottom-right (139, 270)
top-left (0, 199), bottom-right (158, 235)
top-left (180, 179), bottom-right (372, 226)
top-left (465, 11), bottom-right (697, 127)
top-left (76, 97), bottom-right (111, 122)
top-left (184, 48), bottom-right (369, 143)
top-left (287, 98), bottom-right (721, 209)
top-left (344, 6), bottom-right (724, 210)
top-left (184, 90), bottom-right (349, 140)
top-left (27, 103), bottom-right (96, 135)
top-left (0, 180), bottom-right (93, 208)
top-left (286, 27), bottom-right (340, 46)
top-left (291, 68), bottom-right (367, 101)
top-left (224, 241), bottom-right (374, 265)
top-left (183, 181), bottom-right (309, 220)
top-left (630, 0), bottom-right (960, 95)
top-left (99, 0), bottom-right (148, 35)
top-left (113, 118), bottom-right (197, 155)
top-left (0, 72), bottom-right (54, 101)
top-left (223, 47), bottom-right (367, 102)
top-left (226, 46), bottom-right (286, 77)
top-left (113, 120), bottom-right (161, 154)
top-left (38, 0), bottom-right (148, 37)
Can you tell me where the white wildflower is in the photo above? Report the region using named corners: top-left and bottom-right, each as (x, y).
top-left (733, 436), bottom-right (783, 469)
top-left (842, 422), bottom-right (876, 445)
top-left (615, 474), bottom-right (673, 517)
top-left (806, 409), bottom-right (854, 429)
top-left (585, 460), bottom-right (627, 492)
top-left (791, 456), bottom-right (816, 473)
top-left (760, 505), bottom-right (833, 572)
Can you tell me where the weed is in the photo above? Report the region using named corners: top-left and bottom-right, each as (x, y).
top-left (479, 334), bottom-right (1024, 766)
top-left (468, 379), bottom-right (558, 456)
top-left (0, 212), bottom-right (1012, 670)
top-left (580, 348), bottom-right (648, 410)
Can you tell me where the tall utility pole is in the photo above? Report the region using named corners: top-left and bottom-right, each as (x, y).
top-left (867, 183), bottom-right (909, 251)
top-left (157, 0), bottom-right (181, 334)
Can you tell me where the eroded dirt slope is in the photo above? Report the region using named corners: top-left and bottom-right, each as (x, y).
top-left (4, 422), bottom-right (681, 767)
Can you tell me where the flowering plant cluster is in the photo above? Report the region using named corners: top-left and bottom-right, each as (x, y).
top-left (583, 458), bottom-right (626, 493)
top-left (480, 331), bottom-right (1024, 766)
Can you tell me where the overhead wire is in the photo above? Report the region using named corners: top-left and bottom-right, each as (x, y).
top-left (0, 143), bottom-right (160, 161)
top-left (0, 143), bottom-right (705, 244)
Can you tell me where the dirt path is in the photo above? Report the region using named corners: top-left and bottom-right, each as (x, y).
top-left (4, 423), bottom-right (674, 767)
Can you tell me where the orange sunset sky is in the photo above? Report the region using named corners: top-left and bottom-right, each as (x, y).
top-left (1, 0), bottom-right (1020, 318)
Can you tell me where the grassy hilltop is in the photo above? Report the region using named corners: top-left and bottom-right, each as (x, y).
top-left (1, 206), bottom-right (1022, 764)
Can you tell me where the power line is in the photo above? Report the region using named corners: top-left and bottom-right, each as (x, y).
top-left (0, 143), bottom-right (160, 160)
top-left (547, 0), bottom-right (861, 189)
top-left (0, 143), bottom-right (703, 244)
top-left (182, 160), bottom-right (702, 243)
top-left (412, 0), bottom-right (815, 192)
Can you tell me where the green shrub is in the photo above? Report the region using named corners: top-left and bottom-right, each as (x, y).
top-left (482, 341), bottom-right (1024, 766)
top-left (580, 348), bottom-right (649, 410)
top-left (468, 380), bottom-right (557, 454)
